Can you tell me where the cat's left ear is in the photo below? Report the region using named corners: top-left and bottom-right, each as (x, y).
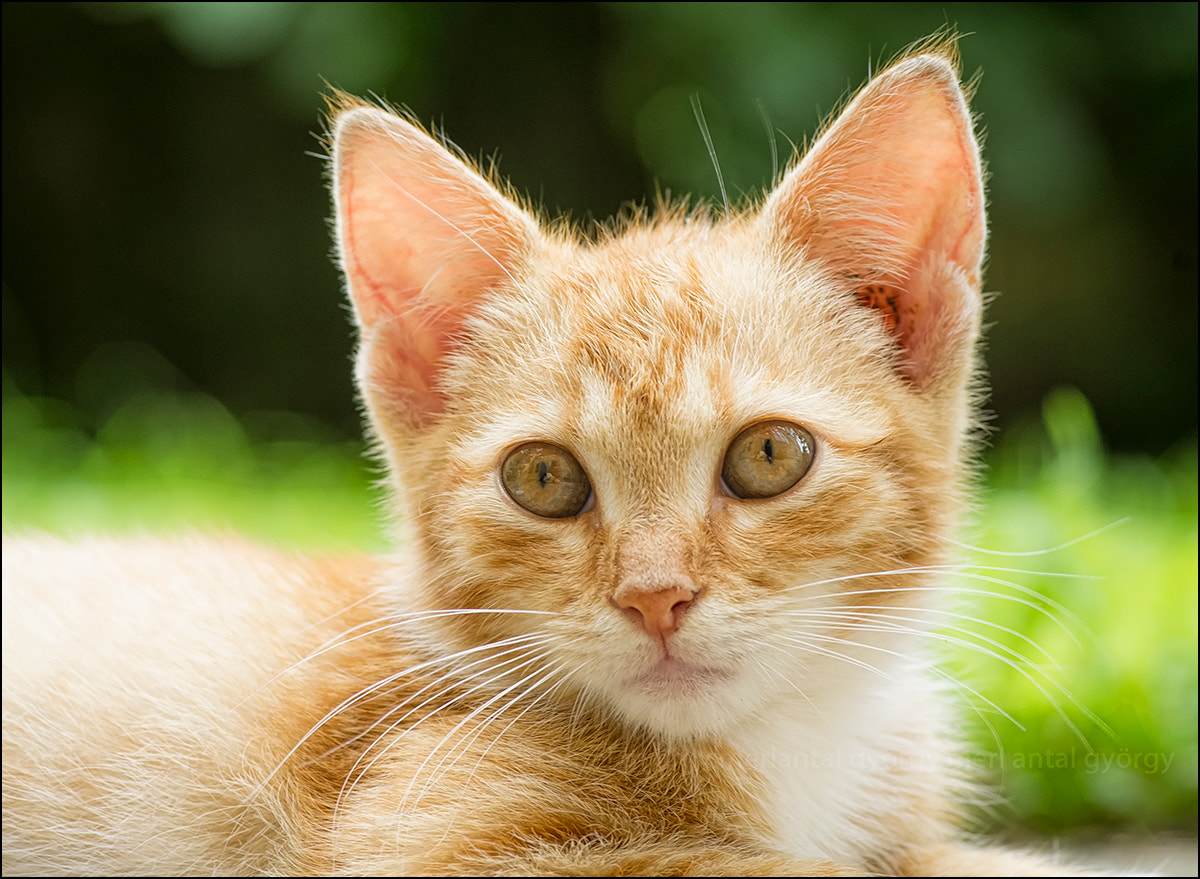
top-left (760, 54), bottom-right (985, 389)
top-left (331, 100), bottom-right (540, 428)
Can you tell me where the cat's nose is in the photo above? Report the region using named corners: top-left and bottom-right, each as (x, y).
top-left (613, 585), bottom-right (696, 643)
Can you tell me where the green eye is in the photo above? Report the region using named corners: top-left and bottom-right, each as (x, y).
top-left (722, 421), bottom-right (815, 499)
top-left (501, 442), bottom-right (592, 518)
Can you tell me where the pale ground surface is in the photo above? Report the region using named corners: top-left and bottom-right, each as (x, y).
top-left (1057, 834), bottom-right (1197, 876)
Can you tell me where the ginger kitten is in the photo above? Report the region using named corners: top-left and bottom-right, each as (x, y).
top-left (3, 46), bottom-right (1092, 875)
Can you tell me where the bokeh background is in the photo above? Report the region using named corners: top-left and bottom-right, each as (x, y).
top-left (3, 1), bottom-right (1196, 854)
top-left (3, 2), bottom-right (1197, 451)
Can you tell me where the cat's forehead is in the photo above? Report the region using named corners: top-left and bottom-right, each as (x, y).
top-left (456, 223), bottom-right (895, 455)
top-left (512, 222), bottom-right (804, 365)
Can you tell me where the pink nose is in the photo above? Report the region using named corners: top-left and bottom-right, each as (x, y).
top-left (614, 586), bottom-right (696, 642)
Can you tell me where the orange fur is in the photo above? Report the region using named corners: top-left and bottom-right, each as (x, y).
top-left (4, 43), bottom-right (1099, 876)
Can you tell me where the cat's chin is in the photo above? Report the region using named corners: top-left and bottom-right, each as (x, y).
top-left (598, 658), bottom-right (757, 740)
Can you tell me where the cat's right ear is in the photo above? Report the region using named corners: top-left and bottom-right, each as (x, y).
top-left (331, 102), bottom-right (539, 427)
top-left (759, 54), bottom-right (985, 391)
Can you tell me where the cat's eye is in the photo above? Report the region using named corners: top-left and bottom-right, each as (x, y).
top-left (501, 442), bottom-right (592, 518)
top-left (722, 421), bottom-right (815, 499)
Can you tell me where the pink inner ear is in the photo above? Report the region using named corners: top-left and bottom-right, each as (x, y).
top-left (762, 56), bottom-right (985, 385)
top-left (358, 310), bottom-right (460, 425)
top-left (333, 108), bottom-right (536, 425)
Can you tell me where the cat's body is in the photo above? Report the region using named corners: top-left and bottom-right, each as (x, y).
top-left (3, 48), bottom-right (1090, 875)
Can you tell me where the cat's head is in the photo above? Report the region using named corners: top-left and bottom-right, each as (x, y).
top-left (329, 52), bottom-right (986, 739)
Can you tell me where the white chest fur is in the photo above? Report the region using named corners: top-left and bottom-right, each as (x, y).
top-left (729, 660), bottom-right (943, 861)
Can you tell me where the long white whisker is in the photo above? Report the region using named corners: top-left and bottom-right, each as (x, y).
top-left (312, 635), bottom-right (555, 765)
top-left (791, 602), bottom-right (1061, 668)
top-left (340, 639), bottom-right (557, 769)
top-left (789, 609), bottom-right (1107, 743)
top-left (749, 643), bottom-right (822, 714)
top-left (261, 630), bottom-right (553, 789)
top-left (780, 633), bottom-right (900, 681)
top-left (691, 93), bottom-right (729, 215)
top-left (406, 662), bottom-right (574, 855)
top-left (947, 518), bottom-right (1130, 557)
top-left (393, 653), bottom-right (561, 813)
top-left (782, 632), bottom-right (1020, 730)
top-left (803, 608), bottom-right (1056, 695)
top-left (262, 607), bottom-right (557, 696)
top-left (334, 647), bottom-right (554, 816)
top-left (785, 570), bottom-right (1086, 644)
top-left (410, 660), bottom-right (569, 803)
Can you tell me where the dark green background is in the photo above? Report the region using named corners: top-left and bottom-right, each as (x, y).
top-left (3, 2), bottom-right (1196, 453)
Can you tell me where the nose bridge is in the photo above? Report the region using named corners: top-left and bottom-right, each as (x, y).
top-left (612, 522), bottom-right (696, 598)
top-left (610, 522), bottom-right (701, 645)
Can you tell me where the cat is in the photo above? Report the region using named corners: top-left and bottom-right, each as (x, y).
top-left (2, 44), bottom-right (1097, 876)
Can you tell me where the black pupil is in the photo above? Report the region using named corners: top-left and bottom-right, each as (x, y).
top-left (763, 438), bottom-right (774, 464)
top-left (537, 460), bottom-right (549, 487)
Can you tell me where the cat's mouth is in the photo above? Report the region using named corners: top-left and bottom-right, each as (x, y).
top-left (628, 658), bottom-right (730, 695)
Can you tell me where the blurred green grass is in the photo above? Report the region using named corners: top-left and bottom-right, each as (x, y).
top-left (961, 388), bottom-right (1197, 835)
top-left (2, 381), bottom-right (388, 553)
top-left (3, 382), bottom-right (1195, 835)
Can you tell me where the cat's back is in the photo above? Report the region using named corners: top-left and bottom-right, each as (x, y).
top-left (1, 533), bottom-right (388, 875)
top-left (2, 533), bottom-right (376, 713)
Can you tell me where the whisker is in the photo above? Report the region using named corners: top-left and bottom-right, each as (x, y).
top-left (261, 630), bottom-right (556, 789)
top-left (785, 609), bottom-right (1108, 744)
top-left (787, 601), bottom-right (1061, 668)
top-left (747, 643), bottom-right (822, 713)
top-left (947, 517), bottom-right (1130, 557)
top-left (391, 655), bottom-right (564, 812)
top-left (413, 661), bottom-right (569, 794)
top-left (399, 662), bottom-right (574, 854)
top-left (311, 635), bottom-right (556, 765)
top-left (264, 606), bottom-right (559, 694)
top-left (781, 631), bottom-right (1020, 731)
top-left (334, 649), bottom-right (554, 816)
top-left (783, 568), bottom-right (1087, 644)
top-left (801, 607), bottom-right (1053, 696)
top-left (779, 633), bottom-right (900, 681)
top-left (691, 93), bottom-right (729, 215)
top-left (755, 98), bottom-right (779, 184)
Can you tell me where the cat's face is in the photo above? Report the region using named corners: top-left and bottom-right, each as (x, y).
top-left (408, 233), bottom-right (970, 738)
top-left (331, 53), bottom-right (985, 739)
